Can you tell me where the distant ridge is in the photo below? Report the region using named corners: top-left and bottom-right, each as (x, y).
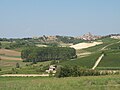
top-left (31, 33), bottom-right (103, 44)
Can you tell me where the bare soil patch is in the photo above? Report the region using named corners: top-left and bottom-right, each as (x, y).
top-left (70, 42), bottom-right (103, 50)
top-left (0, 56), bottom-right (22, 60)
top-left (0, 49), bottom-right (21, 56)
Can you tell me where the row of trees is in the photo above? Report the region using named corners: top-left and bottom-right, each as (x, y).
top-left (21, 47), bottom-right (77, 62)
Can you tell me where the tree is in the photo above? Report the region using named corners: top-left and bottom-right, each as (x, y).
top-left (55, 66), bottom-right (101, 78)
top-left (21, 47), bottom-right (77, 62)
top-left (16, 63), bottom-right (20, 68)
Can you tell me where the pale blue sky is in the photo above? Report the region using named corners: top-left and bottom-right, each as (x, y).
top-left (0, 0), bottom-right (120, 38)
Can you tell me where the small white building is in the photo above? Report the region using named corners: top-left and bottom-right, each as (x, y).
top-left (46, 65), bottom-right (57, 73)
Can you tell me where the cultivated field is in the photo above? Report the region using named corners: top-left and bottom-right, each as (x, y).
top-left (97, 50), bottom-right (120, 70)
top-left (59, 52), bottom-right (101, 68)
top-left (0, 59), bottom-right (51, 75)
top-left (0, 49), bottom-right (21, 56)
top-left (0, 49), bottom-right (22, 61)
top-left (70, 42), bottom-right (102, 50)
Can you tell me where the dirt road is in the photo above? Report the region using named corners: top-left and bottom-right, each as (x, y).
top-left (0, 74), bottom-right (49, 77)
top-left (92, 54), bottom-right (104, 70)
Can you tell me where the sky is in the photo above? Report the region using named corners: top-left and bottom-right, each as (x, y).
top-left (0, 0), bottom-right (120, 38)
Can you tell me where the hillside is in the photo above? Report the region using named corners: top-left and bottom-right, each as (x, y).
top-left (0, 49), bottom-right (22, 60)
top-left (0, 36), bottom-right (120, 75)
top-left (59, 37), bottom-right (120, 70)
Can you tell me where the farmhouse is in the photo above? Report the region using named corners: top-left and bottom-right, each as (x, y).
top-left (46, 65), bottom-right (57, 73)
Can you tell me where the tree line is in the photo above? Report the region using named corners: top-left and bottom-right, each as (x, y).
top-left (55, 66), bottom-right (120, 78)
top-left (21, 47), bottom-right (77, 63)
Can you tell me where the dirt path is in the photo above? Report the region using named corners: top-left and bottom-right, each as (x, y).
top-left (92, 54), bottom-right (104, 70)
top-left (0, 74), bottom-right (49, 77)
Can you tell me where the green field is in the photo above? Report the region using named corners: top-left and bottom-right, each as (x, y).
top-left (83, 37), bottom-right (119, 52)
top-left (107, 41), bottom-right (120, 49)
top-left (59, 52), bottom-right (101, 68)
top-left (0, 75), bottom-right (120, 90)
top-left (97, 50), bottom-right (120, 70)
top-left (0, 59), bottom-right (51, 75)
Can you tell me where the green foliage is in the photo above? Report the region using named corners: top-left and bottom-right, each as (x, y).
top-left (16, 63), bottom-right (20, 68)
top-left (11, 68), bottom-right (18, 74)
top-left (55, 66), bottom-right (101, 78)
top-left (45, 43), bottom-right (59, 47)
top-left (9, 40), bottom-right (35, 49)
top-left (21, 47), bottom-right (77, 62)
top-left (50, 60), bottom-right (59, 65)
top-left (56, 35), bottom-right (85, 44)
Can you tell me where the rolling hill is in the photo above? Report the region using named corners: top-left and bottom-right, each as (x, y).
top-left (0, 36), bottom-right (120, 75)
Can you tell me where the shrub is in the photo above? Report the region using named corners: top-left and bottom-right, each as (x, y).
top-left (55, 66), bottom-right (102, 78)
top-left (16, 63), bottom-right (20, 68)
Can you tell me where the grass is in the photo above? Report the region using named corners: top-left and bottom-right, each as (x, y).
top-left (0, 60), bottom-right (28, 75)
top-left (15, 61), bottom-right (51, 74)
top-left (97, 50), bottom-right (120, 70)
top-left (0, 41), bottom-right (11, 48)
top-left (0, 59), bottom-right (51, 75)
top-left (0, 75), bottom-right (120, 90)
top-left (82, 37), bottom-right (119, 52)
top-left (98, 37), bottom-right (119, 43)
top-left (106, 42), bottom-right (120, 49)
top-left (0, 60), bottom-right (25, 71)
top-left (59, 52), bottom-right (101, 68)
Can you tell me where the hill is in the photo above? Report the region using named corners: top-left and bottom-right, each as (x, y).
top-left (59, 37), bottom-right (120, 70)
top-left (0, 36), bottom-right (120, 75)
